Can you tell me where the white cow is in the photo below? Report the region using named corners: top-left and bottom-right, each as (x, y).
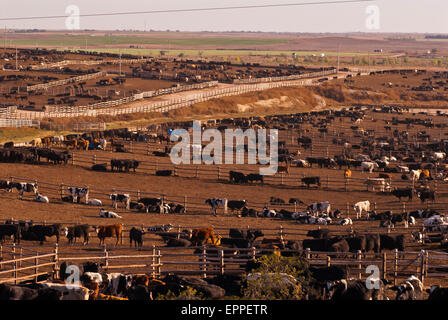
top-left (433, 152), bottom-right (446, 160)
top-left (39, 283), bottom-right (90, 300)
top-left (361, 161), bottom-right (379, 173)
top-left (99, 209), bottom-right (122, 219)
top-left (35, 193), bottom-right (49, 203)
top-left (354, 201), bottom-right (370, 219)
top-left (423, 215), bottom-right (448, 232)
top-left (88, 199), bottom-right (103, 206)
top-left (410, 170), bottom-right (422, 182)
top-left (338, 218), bottom-right (353, 225)
top-left (398, 166), bottom-right (410, 173)
top-left (364, 178), bottom-right (390, 192)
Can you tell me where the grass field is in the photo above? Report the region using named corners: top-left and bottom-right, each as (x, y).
top-left (5, 34), bottom-right (289, 48)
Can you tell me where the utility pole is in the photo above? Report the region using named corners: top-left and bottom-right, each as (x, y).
top-left (337, 44), bottom-right (340, 72)
top-left (119, 50), bottom-right (122, 76)
top-left (15, 46), bottom-right (18, 71)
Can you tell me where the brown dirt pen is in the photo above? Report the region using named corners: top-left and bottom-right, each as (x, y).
top-left (1, 107), bottom-right (448, 295)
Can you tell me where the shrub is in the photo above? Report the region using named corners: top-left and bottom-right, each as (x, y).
top-left (242, 254), bottom-right (312, 300)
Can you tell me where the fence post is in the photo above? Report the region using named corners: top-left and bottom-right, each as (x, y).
top-left (217, 167), bottom-right (220, 180)
top-left (53, 243), bottom-right (59, 280)
top-left (152, 245), bottom-right (156, 278)
top-left (92, 155), bottom-right (96, 165)
top-left (195, 166), bottom-right (199, 178)
top-left (357, 250), bottom-right (362, 279)
top-left (103, 245), bottom-right (108, 268)
top-left (71, 152), bottom-right (75, 165)
top-left (35, 252), bottom-right (39, 282)
top-left (305, 248), bottom-right (311, 260)
top-left (420, 250), bottom-right (426, 285)
top-left (202, 245), bottom-right (207, 279)
top-left (12, 243), bottom-right (16, 284)
top-left (393, 249), bottom-right (398, 286)
top-left (156, 249), bottom-right (161, 277)
top-left (382, 252), bottom-right (387, 281)
top-left (184, 195), bottom-right (187, 213)
top-left (219, 248), bottom-right (225, 275)
top-left (326, 255), bottom-right (331, 267)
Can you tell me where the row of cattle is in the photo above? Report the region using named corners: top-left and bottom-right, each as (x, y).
top-left (0, 147), bottom-right (71, 165)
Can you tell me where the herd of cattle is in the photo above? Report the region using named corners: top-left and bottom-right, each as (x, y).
top-left (3, 105), bottom-right (448, 299)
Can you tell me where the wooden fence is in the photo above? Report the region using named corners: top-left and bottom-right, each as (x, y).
top-left (0, 242), bottom-right (443, 287)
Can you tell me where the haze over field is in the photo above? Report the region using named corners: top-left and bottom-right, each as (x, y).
top-left (1, 0), bottom-right (447, 33)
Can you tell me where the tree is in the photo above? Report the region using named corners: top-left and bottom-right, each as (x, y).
top-left (242, 254), bottom-right (312, 300)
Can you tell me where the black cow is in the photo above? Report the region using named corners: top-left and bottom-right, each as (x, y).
top-left (0, 224), bottom-right (22, 244)
top-left (380, 234), bottom-right (405, 251)
top-left (289, 198), bottom-right (305, 205)
top-left (155, 170), bottom-right (172, 176)
top-left (417, 190), bottom-right (435, 203)
top-left (91, 163), bottom-right (108, 172)
top-left (344, 236), bottom-right (366, 253)
top-left (427, 286), bottom-right (448, 300)
top-left (23, 224), bottom-right (62, 245)
top-left (302, 239), bottom-right (329, 252)
top-left (227, 200), bottom-right (247, 214)
top-left (307, 229), bottom-right (331, 239)
top-left (129, 227), bottom-right (145, 249)
top-left (391, 188), bottom-right (413, 201)
top-left (301, 177), bottom-right (321, 188)
top-left (229, 171), bottom-right (247, 184)
top-left (269, 197), bottom-right (285, 204)
top-left (246, 173), bottom-right (263, 184)
top-left (64, 225), bottom-right (91, 245)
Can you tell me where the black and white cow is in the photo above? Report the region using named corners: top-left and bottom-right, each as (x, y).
top-left (0, 180), bottom-right (12, 192)
top-left (67, 187), bottom-right (89, 204)
top-left (391, 275), bottom-right (424, 300)
top-left (138, 197), bottom-right (162, 213)
top-left (99, 209), bottom-right (122, 219)
top-left (327, 278), bottom-right (387, 300)
top-left (205, 198), bottom-right (228, 216)
top-left (11, 182), bottom-right (38, 200)
top-left (102, 273), bottom-right (133, 297)
top-left (307, 202), bottom-right (331, 216)
top-left (110, 193), bottom-right (130, 210)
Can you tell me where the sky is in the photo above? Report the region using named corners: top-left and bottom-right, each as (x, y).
top-left (1, 0), bottom-right (447, 34)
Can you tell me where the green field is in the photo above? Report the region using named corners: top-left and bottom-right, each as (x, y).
top-left (6, 34), bottom-right (289, 48)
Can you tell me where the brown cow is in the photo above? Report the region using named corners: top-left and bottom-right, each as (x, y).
top-left (344, 169), bottom-right (352, 178)
top-left (63, 140), bottom-right (77, 150)
top-left (95, 224), bottom-right (123, 246)
top-left (190, 227), bottom-right (217, 246)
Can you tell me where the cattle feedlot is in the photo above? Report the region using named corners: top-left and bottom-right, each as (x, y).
top-left (1, 2), bottom-right (448, 304)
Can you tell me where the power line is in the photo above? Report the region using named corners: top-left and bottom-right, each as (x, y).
top-left (0, 0), bottom-right (377, 22)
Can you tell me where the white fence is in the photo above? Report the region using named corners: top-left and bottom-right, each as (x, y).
top-left (233, 69), bottom-right (338, 84)
top-left (26, 71), bottom-right (107, 92)
top-left (29, 58), bottom-right (151, 71)
top-left (0, 119), bottom-right (40, 128)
